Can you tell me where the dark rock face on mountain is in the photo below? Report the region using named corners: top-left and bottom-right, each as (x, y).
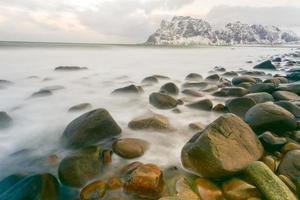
top-left (146, 16), bottom-right (299, 45)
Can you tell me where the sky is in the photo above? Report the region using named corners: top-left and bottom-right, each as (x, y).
top-left (0, 0), bottom-right (300, 43)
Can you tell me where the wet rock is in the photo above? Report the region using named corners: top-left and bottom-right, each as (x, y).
top-left (245, 102), bottom-right (297, 133)
top-left (222, 71), bottom-right (238, 77)
top-left (142, 76), bottom-right (159, 84)
top-left (205, 74), bottom-right (220, 82)
top-left (279, 84), bottom-right (300, 95)
top-left (55, 66), bottom-right (87, 71)
top-left (214, 66), bottom-right (226, 72)
top-left (254, 60), bottom-right (276, 70)
top-left (185, 73), bottom-right (203, 81)
top-left (278, 175), bottom-right (297, 193)
top-left (202, 85), bottom-right (219, 92)
top-left (249, 83), bottom-right (277, 93)
top-left (195, 178), bottom-right (223, 200)
top-left (31, 89), bottom-right (52, 98)
top-left (262, 155), bottom-right (277, 172)
top-left (68, 103), bottom-right (92, 112)
top-left (215, 87), bottom-right (249, 97)
top-left (275, 101), bottom-right (300, 118)
top-left (113, 138), bottom-right (149, 159)
top-left (245, 161), bottom-right (297, 200)
top-left (160, 82), bottom-right (179, 96)
top-left (244, 92), bottom-right (274, 103)
top-left (232, 76), bottom-right (257, 86)
top-left (188, 122), bottom-right (206, 132)
top-left (186, 99), bottom-right (213, 111)
top-left (273, 57), bottom-right (282, 62)
top-left (112, 84), bottom-right (144, 95)
top-left (0, 173), bottom-right (59, 200)
top-left (124, 163), bottom-right (164, 199)
top-left (278, 150), bottom-right (300, 182)
top-left (61, 109), bottom-right (121, 148)
top-left (226, 97), bottom-right (256, 118)
top-left (222, 178), bottom-right (261, 200)
top-left (272, 91), bottom-right (300, 101)
top-left (281, 142), bottom-right (300, 154)
top-left (237, 82), bottom-right (254, 89)
top-left (259, 132), bottom-right (287, 152)
top-left (80, 180), bottom-right (106, 200)
top-left (264, 78), bottom-right (281, 86)
top-left (107, 176), bottom-right (122, 190)
top-left (287, 71), bottom-right (300, 81)
top-left (0, 111), bottom-right (13, 129)
top-left (149, 92), bottom-right (178, 109)
top-left (58, 146), bottom-right (103, 187)
top-left (182, 89), bottom-right (204, 97)
top-left (128, 112), bottom-right (173, 131)
top-left (241, 70), bottom-right (266, 76)
top-left (181, 114), bottom-right (263, 178)
top-left (275, 77), bottom-right (289, 84)
top-left (182, 82), bottom-right (208, 89)
top-left (0, 174), bottom-right (26, 195)
top-left (212, 103), bottom-right (225, 112)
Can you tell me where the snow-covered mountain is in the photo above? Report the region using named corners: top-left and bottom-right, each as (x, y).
top-left (146, 16), bottom-right (299, 45)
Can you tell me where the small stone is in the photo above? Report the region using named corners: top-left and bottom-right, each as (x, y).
top-left (160, 82), bottom-right (179, 96)
top-left (185, 73), bottom-right (203, 81)
top-left (195, 178), bottom-right (223, 200)
top-left (188, 122), bottom-right (206, 131)
top-left (31, 89), bottom-right (52, 98)
top-left (149, 92), bottom-right (178, 109)
top-left (112, 84), bottom-right (144, 95)
top-left (68, 103), bottom-right (92, 112)
top-left (182, 89), bottom-right (204, 97)
top-left (142, 76), bottom-right (159, 84)
top-left (80, 180), bottom-right (106, 200)
top-left (259, 132), bottom-right (287, 152)
top-left (186, 99), bottom-right (213, 111)
top-left (107, 177), bottom-right (122, 190)
top-left (278, 150), bottom-right (300, 182)
top-left (212, 103), bottom-right (225, 112)
top-left (55, 66), bottom-right (87, 71)
top-left (113, 138), bottom-right (149, 159)
top-left (205, 74), bottom-right (220, 82)
top-left (262, 155), bottom-right (277, 172)
top-left (254, 60), bottom-right (276, 70)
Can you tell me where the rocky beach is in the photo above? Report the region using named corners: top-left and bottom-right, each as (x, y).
top-left (0, 44), bottom-right (299, 199)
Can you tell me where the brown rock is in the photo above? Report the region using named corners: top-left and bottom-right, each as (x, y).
top-left (195, 178), bottom-right (223, 200)
top-left (80, 180), bottom-right (106, 200)
top-left (107, 176), bottom-right (122, 190)
top-left (113, 138), bottom-right (149, 159)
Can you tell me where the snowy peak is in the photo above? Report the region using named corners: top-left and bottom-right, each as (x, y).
top-left (146, 17), bottom-right (300, 45)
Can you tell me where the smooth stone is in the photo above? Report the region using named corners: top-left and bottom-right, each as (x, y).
top-left (273, 57), bottom-right (282, 62)
top-left (214, 66), bottom-right (226, 72)
top-left (232, 76), bottom-right (257, 86)
top-left (31, 89), bottom-right (52, 98)
top-left (249, 83), bottom-right (277, 93)
top-left (278, 84), bottom-right (300, 95)
top-left (128, 112), bottom-right (173, 131)
top-left (58, 146), bottom-right (103, 188)
top-left (278, 150), bottom-right (300, 182)
top-left (107, 176), bottom-right (122, 190)
top-left (0, 173), bottom-right (59, 200)
top-left (182, 82), bottom-right (208, 89)
top-left (160, 82), bottom-right (179, 96)
top-left (195, 178), bottom-right (223, 200)
top-left (149, 92), bottom-right (178, 109)
top-left (272, 91), bottom-right (300, 101)
top-left (212, 103), bottom-right (225, 112)
top-left (205, 74), bottom-right (220, 82)
top-left (181, 114), bottom-right (263, 178)
top-left (55, 66), bottom-right (87, 71)
top-left (112, 84), bottom-right (144, 95)
top-left (254, 60), bottom-right (276, 70)
top-left (222, 71), bottom-right (238, 77)
top-left (281, 143), bottom-right (300, 154)
top-left (264, 78), bottom-right (281, 86)
top-left (124, 163), bottom-right (164, 199)
top-left (182, 89), bottom-right (204, 97)
top-left (278, 175), bottom-right (297, 193)
top-left (275, 77), bottom-right (289, 84)
top-left (275, 101), bottom-right (300, 118)
top-left (186, 99), bottom-right (213, 111)
top-left (188, 122), bottom-right (206, 132)
top-left (238, 82), bottom-right (254, 89)
top-left (61, 109), bottom-right (121, 148)
top-left (113, 138), bottom-right (149, 159)
top-left (202, 84), bottom-right (219, 92)
top-left (80, 180), bottom-right (106, 200)
top-left (68, 103), bottom-right (92, 112)
top-left (226, 97), bottom-right (256, 118)
top-left (245, 102), bottom-right (297, 133)
top-left (0, 112), bottom-right (13, 129)
top-left (0, 174), bottom-right (26, 195)
top-left (244, 92), bottom-right (274, 103)
top-left (142, 75), bottom-right (159, 84)
top-left (185, 73), bottom-right (203, 81)
top-left (40, 85), bottom-right (64, 91)
top-left (215, 87), bottom-right (249, 97)
top-left (259, 132), bottom-right (287, 152)
top-left (262, 155), bottom-right (277, 172)
top-left (244, 161), bottom-right (297, 200)
top-left (222, 178), bottom-right (261, 200)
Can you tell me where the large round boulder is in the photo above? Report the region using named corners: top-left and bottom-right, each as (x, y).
top-left (275, 101), bottom-right (300, 118)
top-left (149, 92), bottom-right (178, 109)
top-left (272, 91), bottom-right (300, 101)
top-left (278, 150), bottom-right (300, 182)
top-left (159, 82), bottom-right (179, 96)
top-left (181, 113), bottom-right (263, 178)
top-left (244, 92), bottom-right (274, 103)
top-left (113, 138), bottom-right (149, 159)
top-left (61, 109), bottom-right (121, 148)
top-left (232, 76), bottom-right (257, 86)
top-left (225, 97), bottom-right (256, 118)
top-left (186, 99), bottom-right (213, 111)
top-left (58, 146), bottom-right (103, 187)
top-left (245, 102), bottom-right (297, 133)
top-left (249, 83), bottom-right (277, 93)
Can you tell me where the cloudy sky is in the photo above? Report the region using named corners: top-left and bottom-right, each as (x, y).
top-left (1, 0), bottom-right (300, 43)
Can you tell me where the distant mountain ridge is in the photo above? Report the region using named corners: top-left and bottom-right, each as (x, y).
top-left (146, 16), bottom-right (300, 45)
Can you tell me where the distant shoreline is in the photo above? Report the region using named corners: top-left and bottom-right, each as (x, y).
top-left (0, 40), bottom-right (299, 49)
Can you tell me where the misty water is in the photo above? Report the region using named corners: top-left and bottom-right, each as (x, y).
top-left (0, 44), bottom-right (297, 180)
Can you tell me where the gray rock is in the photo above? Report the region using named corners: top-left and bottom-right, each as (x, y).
top-left (186, 99), bottom-right (213, 111)
top-left (244, 92), bottom-right (274, 103)
top-left (149, 92), bottom-right (178, 109)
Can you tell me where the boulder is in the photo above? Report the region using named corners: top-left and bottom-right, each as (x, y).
top-left (205, 74), bottom-right (220, 82)
top-left (112, 84), bottom-right (144, 95)
top-left (244, 161), bottom-right (296, 200)
top-left (182, 89), bottom-right (204, 97)
top-left (195, 178), bottom-right (224, 200)
top-left (181, 114), bottom-right (263, 178)
top-left (254, 60), bottom-right (276, 70)
top-left (113, 138), bottom-right (149, 159)
top-left (232, 76), bottom-right (257, 86)
top-left (244, 92), bottom-right (274, 103)
top-left (160, 82), bottom-right (179, 96)
top-left (149, 92), bottom-right (178, 109)
top-left (249, 83), bottom-right (277, 93)
top-left (58, 146), bottom-right (103, 187)
top-left (225, 97), bottom-right (256, 118)
top-left (272, 91), bottom-right (300, 101)
top-left (61, 109), bottom-right (121, 148)
top-left (0, 112), bottom-right (12, 129)
top-left (182, 82), bottom-right (208, 89)
top-left (259, 132), bottom-right (287, 152)
top-left (0, 174), bottom-right (26, 195)
top-left (128, 112), bottom-right (173, 131)
top-left (142, 76), bottom-right (159, 84)
top-left (275, 101), bottom-right (300, 118)
top-left (68, 103), bottom-right (92, 112)
top-left (80, 180), bottom-right (106, 200)
top-left (124, 163), bottom-right (164, 199)
top-left (186, 99), bottom-right (213, 111)
top-left (278, 150), bottom-right (300, 182)
top-left (215, 87), bottom-right (249, 97)
top-left (185, 73), bottom-right (203, 81)
top-left (0, 174), bottom-right (59, 200)
top-left (245, 102), bottom-right (297, 133)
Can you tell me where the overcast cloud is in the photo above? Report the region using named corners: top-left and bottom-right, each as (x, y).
top-left (0, 0), bottom-right (300, 43)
